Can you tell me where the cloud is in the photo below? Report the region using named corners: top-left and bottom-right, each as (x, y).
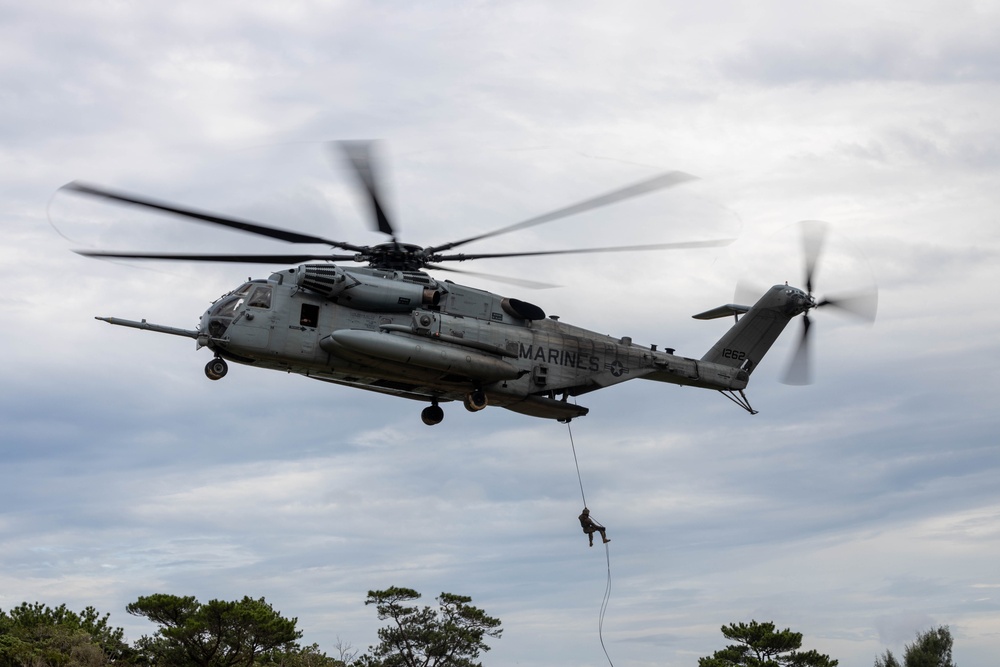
top-left (3, 2), bottom-right (1000, 666)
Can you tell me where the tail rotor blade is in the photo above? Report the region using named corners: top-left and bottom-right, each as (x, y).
top-left (782, 314), bottom-right (813, 385)
top-left (801, 220), bottom-right (828, 295)
top-left (817, 288), bottom-right (878, 323)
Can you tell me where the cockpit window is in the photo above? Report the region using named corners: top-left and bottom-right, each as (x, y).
top-left (210, 294), bottom-right (244, 318)
top-left (248, 286), bottom-right (272, 309)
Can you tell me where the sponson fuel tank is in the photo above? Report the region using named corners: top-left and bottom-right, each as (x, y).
top-left (320, 329), bottom-right (522, 382)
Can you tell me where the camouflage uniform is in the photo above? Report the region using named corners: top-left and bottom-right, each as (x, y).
top-left (578, 508), bottom-right (610, 547)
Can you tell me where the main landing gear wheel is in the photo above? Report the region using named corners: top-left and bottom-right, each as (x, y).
top-left (205, 357), bottom-right (228, 380)
top-left (421, 402), bottom-right (444, 426)
top-left (463, 389), bottom-right (488, 412)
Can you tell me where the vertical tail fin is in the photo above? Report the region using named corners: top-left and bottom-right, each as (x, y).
top-left (696, 285), bottom-right (807, 376)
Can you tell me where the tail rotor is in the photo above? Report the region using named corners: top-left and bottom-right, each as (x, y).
top-left (781, 221), bottom-right (878, 385)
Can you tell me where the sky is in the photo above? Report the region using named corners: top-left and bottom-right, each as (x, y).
top-left (2, 1), bottom-right (999, 665)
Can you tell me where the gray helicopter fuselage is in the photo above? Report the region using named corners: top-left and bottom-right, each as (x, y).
top-left (179, 264), bottom-right (757, 421)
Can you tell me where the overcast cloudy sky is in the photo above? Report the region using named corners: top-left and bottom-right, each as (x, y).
top-left (2, 1), bottom-right (999, 665)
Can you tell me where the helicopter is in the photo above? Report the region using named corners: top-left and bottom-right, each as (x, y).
top-left (63, 141), bottom-right (877, 425)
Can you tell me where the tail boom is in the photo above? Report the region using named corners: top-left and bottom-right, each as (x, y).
top-left (698, 285), bottom-right (811, 376)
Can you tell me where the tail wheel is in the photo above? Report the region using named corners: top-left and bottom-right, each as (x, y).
top-left (205, 357), bottom-right (228, 380)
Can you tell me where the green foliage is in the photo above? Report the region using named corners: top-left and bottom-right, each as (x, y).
top-left (358, 587), bottom-right (502, 667)
top-left (0, 602), bottom-right (131, 667)
top-left (875, 626), bottom-right (954, 667)
top-left (258, 642), bottom-right (349, 667)
top-left (698, 620), bottom-right (838, 667)
top-left (874, 650), bottom-right (902, 667)
top-left (126, 594), bottom-right (302, 667)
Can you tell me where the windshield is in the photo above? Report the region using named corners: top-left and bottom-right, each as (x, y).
top-left (247, 285), bottom-right (272, 309)
top-left (210, 294), bottom-right (244, 318)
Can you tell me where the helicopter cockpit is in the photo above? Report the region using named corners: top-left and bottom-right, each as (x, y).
top-left (203, 280), bottom-right (269, 338)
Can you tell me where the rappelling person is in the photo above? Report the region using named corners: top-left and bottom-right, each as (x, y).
top-left (579, 508), bottom-right (610, 547)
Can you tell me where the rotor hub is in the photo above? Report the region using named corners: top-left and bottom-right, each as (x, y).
top-left (361, 242), bottom-right (428, 271)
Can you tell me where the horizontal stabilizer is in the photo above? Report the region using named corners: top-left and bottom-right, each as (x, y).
top-left (692, 304), bottom-right (749, 320)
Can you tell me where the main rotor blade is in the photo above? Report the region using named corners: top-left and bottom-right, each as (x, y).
top-left (734, 280), bottom-right (769, 308)
top-left (782, 314), bottom-right (813, 385)
top-left (62, 182), bottom-right (367, 252)
top-left (432, 238), bottom-right (733, 262)
top-left (335, 141), bottom-right (395, 238)
top-left (425, 171), bottom-right (699, 254)
top-left (801, 220), bottom-right (828, 295)
top-left (424, 263), bottom-right (559, 289)
top-left (817, 288), bottom-right (878, 323)
top-left (74, 250), bottom-right (359, 263)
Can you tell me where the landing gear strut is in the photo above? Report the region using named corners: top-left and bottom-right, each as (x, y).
top-left (421, 401), bottom-right (444, 426)
top-left (205, 357), bottom-right (228, 380)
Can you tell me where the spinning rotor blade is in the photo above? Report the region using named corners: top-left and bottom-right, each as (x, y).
top-left (424, 264), bottom-right (559, 290)
top-left (425, 170), bottom-right (699, 255)
top-left (817, 288), bottom-right (878, 322)
top-left (782, 315), bottom-right (813, 385)
top-left (778, 220), bottom-right (878, 385)
top-left (734, 280), bottom-right (768, 308)
top-left (433, 238), bottom-right (734, 262)
top-left (74, 250), bottom-right (359, 263)
top-left (335, 141), bottom-right (395, 237)
top-left (801, 220), bottom-right (828, 295)
top-left (61, 181), bottom-right (367, 252)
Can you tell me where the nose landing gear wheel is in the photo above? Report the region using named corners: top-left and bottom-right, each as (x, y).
top-left (205, 357), bottom-right (228, 380)
top-left (421, 402), bottom-right (444, 426)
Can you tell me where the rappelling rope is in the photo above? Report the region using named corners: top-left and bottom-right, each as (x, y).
top-left (566, 422), bottom-right (615, 667)
top-left (566, 422), bottom-right (587, 508)
top-left (599, 542), bottom-right (614, 667)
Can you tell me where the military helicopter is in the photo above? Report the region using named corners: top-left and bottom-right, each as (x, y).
top-left (63, 142), bottom-right (877, 425)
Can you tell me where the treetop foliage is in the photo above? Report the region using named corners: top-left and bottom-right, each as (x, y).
top-left (698, 620), bottom-right (838, 667)
top-left (0, 601), bottom-right (132, 667)
top-left (875, 626), bottom-right (955, 667)
top-left (358, 587), bottom-right (502, 667)
top-left (127, 594), bottom-right (303, 667)
top-left (1, 588), bottom-right (501, 667)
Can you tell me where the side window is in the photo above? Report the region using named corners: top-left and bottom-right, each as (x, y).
top-left (299, 303), bottom-right (319, 327)
top-left (248, 286), bottom-right (272, 309)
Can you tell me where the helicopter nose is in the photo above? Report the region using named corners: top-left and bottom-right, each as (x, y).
top-left (197, 310), bottom-right (213, 346)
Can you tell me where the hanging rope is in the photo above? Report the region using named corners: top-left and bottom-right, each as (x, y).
top-left (566, 422), bottom-right (614, 667)
top-left (566, 422), bottom-right (587, 508)
top-left (599, 543), bottom-right (614, 667)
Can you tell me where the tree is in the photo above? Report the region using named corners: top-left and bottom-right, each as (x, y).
top-left (127, 594), bottom-right (301, 667)
top-left (875, 626), bottom-right (954, 667)
top-left (358, 587), bottom-right (502, 667)
top-left (0, 602), bottom-right (132, 667)
top-left (698, 620), bottom-right (838, 667)
top-left (874, 650), bottom-right (901, 667)
top-left (259, 642), bottom-right (351, 667)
